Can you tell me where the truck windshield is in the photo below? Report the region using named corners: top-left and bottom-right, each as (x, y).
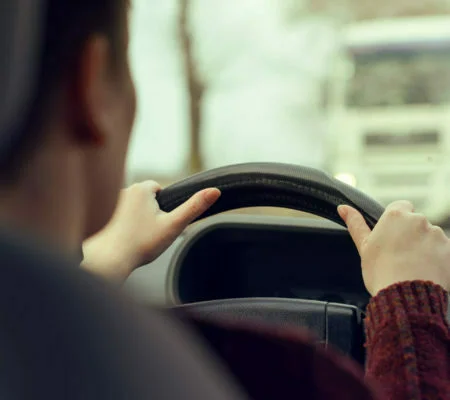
top-left (346, 43), bottom-right (450, 108)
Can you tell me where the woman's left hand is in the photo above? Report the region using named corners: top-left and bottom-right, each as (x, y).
top-left (81, 180), bottom-right (220, 284)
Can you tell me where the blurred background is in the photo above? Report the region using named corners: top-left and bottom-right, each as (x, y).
top-left (125, 0), bottom-right (450, 226)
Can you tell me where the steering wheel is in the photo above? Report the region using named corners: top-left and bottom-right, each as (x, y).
top-left (157, 163), bottom-right (383, 228)
top-left (156, 163), bottom-right (385, 362)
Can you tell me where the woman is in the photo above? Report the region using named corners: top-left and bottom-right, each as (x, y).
top-left (4, 0), bottom-right (446, 396)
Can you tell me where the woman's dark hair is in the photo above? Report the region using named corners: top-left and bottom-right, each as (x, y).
top-left (0, 0), bottom-right (128, 183)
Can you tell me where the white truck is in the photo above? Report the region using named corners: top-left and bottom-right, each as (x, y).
top-left (326, 16), bottom-right (450, 224)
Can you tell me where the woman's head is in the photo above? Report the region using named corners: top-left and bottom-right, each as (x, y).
top-left (0, 0), bottom-right (137, 244)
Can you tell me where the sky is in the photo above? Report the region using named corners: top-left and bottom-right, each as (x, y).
top-left (126, 0), bottom-right (337, 179)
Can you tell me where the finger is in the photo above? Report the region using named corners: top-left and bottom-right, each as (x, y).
top-left (139, 181), bottom-right (163, 212)
top-left (169, 188), bottom-right (221, 230)
top-left (385, 200), bottom-right (414, 213)
top-left (126, 181), bottom-right (162, 199)
top-left (430, 225), bottom-right (448, 242)
top-left (140, 180), bottom-right (162, 195)
top-left (338, 205), bottom-right (371, 255)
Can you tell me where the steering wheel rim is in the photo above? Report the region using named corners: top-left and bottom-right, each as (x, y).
top-left (157, 162), bottom-right (384, 228)
top-left (160, 163), bottom-right (381, 362)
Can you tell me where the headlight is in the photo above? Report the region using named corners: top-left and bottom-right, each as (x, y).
top-left (334, 173), bottom-right (357, 187)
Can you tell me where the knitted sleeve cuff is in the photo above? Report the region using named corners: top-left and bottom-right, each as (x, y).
top-left (364, 281), bottom-right (448, 344)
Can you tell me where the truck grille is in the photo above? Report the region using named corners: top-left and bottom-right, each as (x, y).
top-left (364, 130), bottom-right (440, 148)
top-left (378, 197), bottom-right (427, 210)
top-left (372, 172), bottom-right (430, 187)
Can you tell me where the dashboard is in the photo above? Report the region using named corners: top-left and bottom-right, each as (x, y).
top-left (164, 214), bottom-right (370, 309)
top-left (122, 213), bottom-right (369, 363)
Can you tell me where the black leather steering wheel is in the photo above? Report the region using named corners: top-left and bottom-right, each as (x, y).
top-left (157, 163), bottom-right (384, 229)
top-left (156, 163), bottom-right (385, 362)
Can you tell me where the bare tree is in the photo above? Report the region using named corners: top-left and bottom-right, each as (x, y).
top-left (179, 0), bottom-right (204, 174)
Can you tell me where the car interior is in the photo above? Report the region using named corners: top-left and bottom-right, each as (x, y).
top-left (3, 1), bottom-right (450, 399)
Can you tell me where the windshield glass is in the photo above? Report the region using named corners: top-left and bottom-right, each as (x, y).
top-left (128, 2), bottom-right (450, 226)
top-left (346, 44), bottom-right (450, 108)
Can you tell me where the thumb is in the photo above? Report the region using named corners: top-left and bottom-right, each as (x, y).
top-left (169, 188), bottom-right (221, 230)
top-left (338, 205), bottom-right (371, 255)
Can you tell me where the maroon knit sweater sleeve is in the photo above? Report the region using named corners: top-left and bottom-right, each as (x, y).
top-left (364, 281), bottom-right (450, 400)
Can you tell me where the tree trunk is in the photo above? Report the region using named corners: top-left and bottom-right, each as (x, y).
top-left (179, 0), bottom-right (204, 174)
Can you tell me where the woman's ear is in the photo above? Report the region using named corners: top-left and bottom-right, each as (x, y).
top-left (67, 35), bottom-right (113, 148)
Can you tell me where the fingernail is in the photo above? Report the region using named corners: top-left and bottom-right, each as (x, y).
top-left (337, 205), bottom-right (348, 219)
top-left (204, 188), bottom-right (221, 205)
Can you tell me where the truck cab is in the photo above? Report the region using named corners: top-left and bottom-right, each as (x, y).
top-left (327, 16), bottom-right (450, 224)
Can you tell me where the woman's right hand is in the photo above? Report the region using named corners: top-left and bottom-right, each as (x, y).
top-left (338, 200), bottom-right (450, 296)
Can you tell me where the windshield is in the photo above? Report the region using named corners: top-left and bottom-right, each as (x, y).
top-left (346, 44), bottom-right (450, 108)
top-left (128, 2), bottom-right (450, 226)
